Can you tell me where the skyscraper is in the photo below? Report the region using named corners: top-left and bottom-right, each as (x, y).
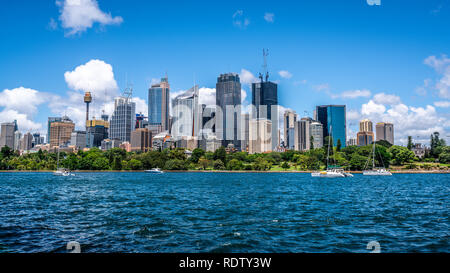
top-left (110, 97), bottom-right (136, 143)
top-left (316, 105), bottom-right (347, 148)
top-left (284, 110), bottom-right (297, 149)
top-left (357, 119), bottom-right (374, 146)
top-left (131, 128), bottom-right (152, 152)
top-left (21, 132), bottom-right (33, 151)
top-left (171, 85), bottom-right (200, 139)
top-left (47, 117), bottom-right (62, 144)
top-left (216, 73), bottom-right (241, 149)
top-left (252, 77), bottom-right (278, 151)
top-left (49, 116), bottom-right (75, 148)
top-left (148, 77), bottom-right (170, 133)
top-left (86, 119), bottom-right (109, 148)
top-left (359, 119), bottom-right (373, 132)
top-left (294, 118), bottom-right (311, 151)
top-left (241, 113), bottom-right (250, 152)
top-left (376, 122), bottom-right (394, 145)
top-left (249, 119), bottom-right (272, 154)
top-left (310, 121), bottom-right (323, 149)
top-left (71, 131), bottom-right (87, 150)
top-left (0, 122), bottom-right (16, 149)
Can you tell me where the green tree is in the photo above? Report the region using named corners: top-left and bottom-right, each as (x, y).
top-left (336, 139), bottom-right (342, 152)
top-left (438, 146), bottom-right (450, 163)
top-left (281, 161), bottom-right (290, 170)
top-left (349, 153), bottom-right (368, 170)
top-left (213, 159), bottom-right (225, 170)
top-left (191, 148), bottom-right (205, 163)
top-left (388, 145), bottom-right (415, 165)
top-left (112, 156), bottom-right (123, 170)
top-left (164, 159), bottom-right (187, 170)
top-left (128, 159), bottom-right (143, 170)
top-left (213, 147), bottom-right (227, 164)
top-left (227, 159), bottom-right (243, 170)
top-left (198, 157), bottom-right (211, 170)
top-left (92, 157), bottom-right (110, 170)
top-left (407, 136), bottom-right (413, 150)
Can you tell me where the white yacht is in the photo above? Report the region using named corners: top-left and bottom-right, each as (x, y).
top-left (311, 126), bottom-right (353, 178)
top-left (52, 133), bottom-right (74, 177)
top-left (145, 168), bottom-right (164, 174)
top-left (363, 141), bottom-right (392, 176)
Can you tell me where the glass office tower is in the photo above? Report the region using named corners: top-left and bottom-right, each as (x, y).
top-left (315, 105), bottom-right (346, 148)
top-left (148, 77), bottom-right (170, 133)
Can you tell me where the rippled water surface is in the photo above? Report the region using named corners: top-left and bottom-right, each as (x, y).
top-left (0, 172), bottom-right (448, 253)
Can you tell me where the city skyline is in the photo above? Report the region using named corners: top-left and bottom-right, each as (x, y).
top-left (0, 0), bottom-right (449, 145)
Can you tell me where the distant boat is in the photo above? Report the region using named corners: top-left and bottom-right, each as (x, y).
top-left (363, 141), bottom-right (392, 176)
top-left (53, 132), bottom-right (74, 177)
top-left (53, 168), bottom-right (74, 176)
top-left (311, 126), bottom-right (353, 178)
top-left (145, 168), bottom-right (164, 174)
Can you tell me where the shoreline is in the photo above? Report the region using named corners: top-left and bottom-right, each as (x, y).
top-left (0, 170), bottom-right (448, 174)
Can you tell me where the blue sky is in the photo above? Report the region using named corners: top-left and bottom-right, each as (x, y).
top-left (0, 0), bottom-right (449, 145)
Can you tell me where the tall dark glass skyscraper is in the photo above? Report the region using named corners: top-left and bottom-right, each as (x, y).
top-left (148, 77), bottom-right (170, 133)
top-left (252, 76), bottom-right (279, 150)
top-left (315, 105), bottom-right (347, 148)
top-left (216, 73), bottom-right (241, 149)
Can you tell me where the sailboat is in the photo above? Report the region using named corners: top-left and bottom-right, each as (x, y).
top-left (312, 126), bottom-right (353, 178)
top-left (363, 141), bottom-right (392, 176)
top-left (53, 130), bottom-right (74, 177)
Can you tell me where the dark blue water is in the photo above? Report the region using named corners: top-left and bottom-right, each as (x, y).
top-left (0, 172), bottom-right (448, 253)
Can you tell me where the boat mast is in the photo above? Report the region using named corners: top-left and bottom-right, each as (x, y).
top-left (372, 140), bottom-right (376, 169)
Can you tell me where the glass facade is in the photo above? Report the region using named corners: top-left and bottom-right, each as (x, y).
top-left (316, 105), bottom-right (346, 148)
top-left (110, 97), bottom-right (136, 143)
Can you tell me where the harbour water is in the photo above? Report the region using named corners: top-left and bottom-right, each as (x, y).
top-left (0, 172), bottom-right (448, 253)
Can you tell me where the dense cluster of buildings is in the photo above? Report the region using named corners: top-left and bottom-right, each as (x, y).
top-left (0, 58), bottom-right (397, 155)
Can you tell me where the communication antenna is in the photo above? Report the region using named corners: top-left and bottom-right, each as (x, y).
top-left (263, 49), bottom-right (269, 82)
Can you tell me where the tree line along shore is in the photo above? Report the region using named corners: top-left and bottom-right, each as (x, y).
top-left (0, 138), bottom-right (449, 172)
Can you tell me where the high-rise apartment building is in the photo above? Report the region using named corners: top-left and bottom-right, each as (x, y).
top-left (47, 117), bottom-right (62, 144)
top-left (0, 122), bottom-right (16, 149)
top-left (14, 131), bottom-right (22, 151)
top-left (284, 110), bottom-right (297, 149)
top-left (131, 128), bottom-right (152, 152)
top-left (216, 73), bottom-right (241, 150)
top-left (21, 132), bottom-right (33, 151)
top-left (359, 119), bottom-right (373, 132)
top-left (241, 113), bottom-right (250, 152)
top-left (49, 116), bottom-right (75, 147)
top-left (172, 85), bottom-right (200, 139)
top-left (376, 122), bottom-right (394, 145)
top-left (315, 105), bottom-right (347, 148)
top-left (294, 118), bottom-right (312, 151)
top-left (357, 119), bottom-right (374, 146)
top-left (148, 77), bottom-right (170, 133)
top-left (110, 97), bottom-right (136, 143)
top-left (249, 119), bottom-right (272, 154)
top-left (357, 131), bottom-right (374, 146)
top-left (310, 121), bottom-right (323, 149)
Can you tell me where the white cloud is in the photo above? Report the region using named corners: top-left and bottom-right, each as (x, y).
top-left (347, 110), bottom-right (360, 121)
top-left (240, 69), bottom-right (257, 85)
top-left (313, 83), bottom-right (330, 92)
top-left (0, 109), bottom-right (43, 132)
top-left (64, 59), bottom-right (119, 100)
top-left (372, 92), bottom-right (401, 105)
top-left (264, 12), bottom-right (274, 23)
top-left (132, 97), bottom-right (148, 117)
top-left (0, 87), bottom-right (48, 116)
top-left (434, 101), bottom-right (450, 108)
top-left (278, 70), bottom-right (293, 79)
top-left (233, 10), bottom-right (250, 28)
top-left (340, 89), bottom-right (371, 99)
top-left (361, 100), bottom-right (386, 116)
top-left (424, 55), bottom-right (450, 99)
top-left (198, 87), bottom-right (216, 106)
top-left (56, 0), bottom-right (123, 36)
top-left (359, 97), bottom-right (449, 145)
